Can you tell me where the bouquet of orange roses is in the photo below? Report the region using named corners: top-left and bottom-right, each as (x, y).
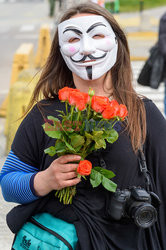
top-left (43, 87), bottom-right (128, 204)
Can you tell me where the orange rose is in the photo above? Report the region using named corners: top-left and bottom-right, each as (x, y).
top-left (69, 90), bottom-right (88, 111)
top-left (91, 96), bottom-right (109, 113)
top-left (82, 92), bottom-right (90, 104)
top-left (77, 160), bottom-right (92, 176)
top-left (109, 100), bottom-right (120, 115)
top-left (58, 87), bottom-right (72, 101)
top-left (102, 104), bottom-right (117, 119)
top-left (118, 104), bottom-right (128, 120)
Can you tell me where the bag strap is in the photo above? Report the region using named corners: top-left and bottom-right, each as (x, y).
top-left (138, 149), bottom-right (151, 191)
top-left (30, 217), bottom-right (73, 250)
top-left (138, 146), bottom-right (159, 195)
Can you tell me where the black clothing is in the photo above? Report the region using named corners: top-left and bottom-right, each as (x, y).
top-left (138, 12), bottom-right (166, 88)
top-left (137, 44), bottom-right (165, 88)
top-left (159, 12), bottom-right (166, 58)
top-left (7, 97), bottom-right (166, 250)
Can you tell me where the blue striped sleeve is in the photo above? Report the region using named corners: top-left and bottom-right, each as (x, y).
top-left (0, 150), bottom-right (39, 204)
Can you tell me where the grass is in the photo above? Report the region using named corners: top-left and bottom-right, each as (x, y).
top-left (105, 0), bottom-right (166, 13)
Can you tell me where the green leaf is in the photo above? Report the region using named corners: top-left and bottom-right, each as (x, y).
top-left (92, 130), bottom-right (103, 141)
top-left (44, 146), bottom-right (57, 156)
top-left (70, 134), bottom-right (85, 148)
top-left (74, 145), bottom-right (83, 153)
top-left (63, 137), bottom-right (76, 152)
top-left (65, 141), bottom-right (76, 152)
top-left (90, 167), bottom-right (117, 192)
top-left (95, 138), bottom-right (106, 149)
top-left (90, 169), bottom-right (102, 187)
top-left (101, 176), bottom-right (117, 192)
top-left (57, 110), bottom-right (65, 115)
top-left (93, 167), bottom-right (116, 179)
top-left (85, 138), bottom-right (92, 146)
top-left (85, 132), bottom-right (93, 139)
top-left (106, 129), bottom-right (119, 144)
top-left (55, 140), bottom-right (66, 153)
top-left (42, 123), bottom-right (62, 139)
top-left (92, 130), bottom-right (103, 138)
top-left (85, 119), bottom-right (96, 132)
top-left (47, 116), bottom-right (60, 122)
top-left (103, 121), bottom-right (113, 130)
top-left (87, 144), bottom-right (95, 155)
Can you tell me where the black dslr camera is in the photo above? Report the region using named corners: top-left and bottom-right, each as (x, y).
top-left (108, 187), bottom-right (161, 228)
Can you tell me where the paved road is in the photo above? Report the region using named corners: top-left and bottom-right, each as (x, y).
top-left (0, 0), bottom-right (53, 105)
top-left (0, 118), bottom-right (15, 249)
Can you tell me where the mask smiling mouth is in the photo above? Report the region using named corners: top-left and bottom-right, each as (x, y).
top-left (70, 52), bottom-right (107, 63)
top-left (83, 59), bottom-right (96, 63)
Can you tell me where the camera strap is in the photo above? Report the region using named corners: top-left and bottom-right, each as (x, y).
top-left (138, 149), bottom-right (151, 192)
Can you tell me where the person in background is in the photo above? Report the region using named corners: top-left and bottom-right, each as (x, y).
top-left (0, 2), bottom-right (166, 249)
top-left (158, 12), bottom-right (166, 116)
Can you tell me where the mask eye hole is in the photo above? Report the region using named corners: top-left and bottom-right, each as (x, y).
top-left (93, 34), bottom-right (105, 39)
top-left (68, 37), bottom-right (80, 43)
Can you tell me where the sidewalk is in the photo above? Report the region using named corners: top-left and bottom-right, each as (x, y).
top-left (0, 118), bottom-right (15, 249)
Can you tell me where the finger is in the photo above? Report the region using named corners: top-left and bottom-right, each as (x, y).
top-left (58, 154), bottom-right (81, 164)
top-left (61, 164), bottom-right (78, 173)
top-left (63, 171), bottom-right (77, 180)
top-left (63, 178), bottom-right (81, 187)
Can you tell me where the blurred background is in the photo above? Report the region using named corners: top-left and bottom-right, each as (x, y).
top-left (0, 0), bottom-right (166, 248)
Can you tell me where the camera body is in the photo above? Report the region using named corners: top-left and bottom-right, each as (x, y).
top-left (108, 187), bottom-right (160, 228)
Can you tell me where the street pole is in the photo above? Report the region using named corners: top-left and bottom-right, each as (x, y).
top-left (139, 0), bottom-right (144, 13)
top-left (139, 0), bottom-right (144, 31)
top-left (139, 0), bottom-right (150, 31)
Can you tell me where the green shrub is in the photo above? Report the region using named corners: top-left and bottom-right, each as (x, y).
top-left (105, 0), bottom-right (166, 13)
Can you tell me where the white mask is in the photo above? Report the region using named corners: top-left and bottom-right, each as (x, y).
top-left (58, 15), bottom-right (118, 80)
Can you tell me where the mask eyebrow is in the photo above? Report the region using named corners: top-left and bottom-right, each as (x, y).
top-left (86, 22), bottom-right (106, 33)
top-left (63, 26), bottom-right (82, 35)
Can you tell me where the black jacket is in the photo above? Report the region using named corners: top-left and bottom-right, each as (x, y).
top-left (138, 13), bottom-right (166, 88)
top-left (159, 12), bottom-right (166, 58)
top-left (6, 98), bottom-right (166, 250)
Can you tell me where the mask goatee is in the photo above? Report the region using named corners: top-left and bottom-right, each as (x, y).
top-left (86, 66), bottom-right (92, 80)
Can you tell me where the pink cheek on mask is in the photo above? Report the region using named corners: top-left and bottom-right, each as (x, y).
top-left (69, 46), bottom-right (76, 54)
top-left (106, 39), bottom-right (112, 46)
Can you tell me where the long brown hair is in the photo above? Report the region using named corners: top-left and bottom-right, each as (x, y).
top-left (28, 2), bottom-right (146, 152)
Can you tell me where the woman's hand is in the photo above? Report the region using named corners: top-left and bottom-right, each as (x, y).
top-left (34, 154), bottom-right (81, 196)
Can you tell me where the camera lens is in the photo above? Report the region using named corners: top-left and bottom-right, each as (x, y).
top-left (131, 203), bottom-right (157, 228)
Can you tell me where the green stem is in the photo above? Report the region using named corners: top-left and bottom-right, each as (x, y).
top-left (61, 124), bottom-right (69, 136)
top-left (65, 101), bottom-right (68, 116)
top-left (77, 110), bottom-right (81, 121)
top-left (70, 106), bottom-right (75, 121)
top-left (80, 142), bottom-right (90, 159)
top-left (87, 96), bottom-right (92, 120)
top-left (111, 118), bottom-right (119, 128)
top-left (96, 119), bottom-right (104, 128)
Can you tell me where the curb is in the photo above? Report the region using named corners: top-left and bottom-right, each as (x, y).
top-left (127, 31), bottom-right (157, 39)
top-left (114, 15), bottom-right (159, 29)
top-left (130, 56), bottom-right (147, 61)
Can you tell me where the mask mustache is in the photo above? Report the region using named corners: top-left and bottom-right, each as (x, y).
top-left (70, 52), bottom-right (107, 63)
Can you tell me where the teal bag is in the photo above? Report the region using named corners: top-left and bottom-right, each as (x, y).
top-left (12, 213), bottom-right (78, 250)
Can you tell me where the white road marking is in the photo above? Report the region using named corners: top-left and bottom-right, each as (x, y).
top-left (19, 25), bottom-right (35, 32)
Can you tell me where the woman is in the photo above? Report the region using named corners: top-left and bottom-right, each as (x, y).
top-left (158, 12), bottom-right (166, 116)
top-left (1, 2), bottom-right (166, 249)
